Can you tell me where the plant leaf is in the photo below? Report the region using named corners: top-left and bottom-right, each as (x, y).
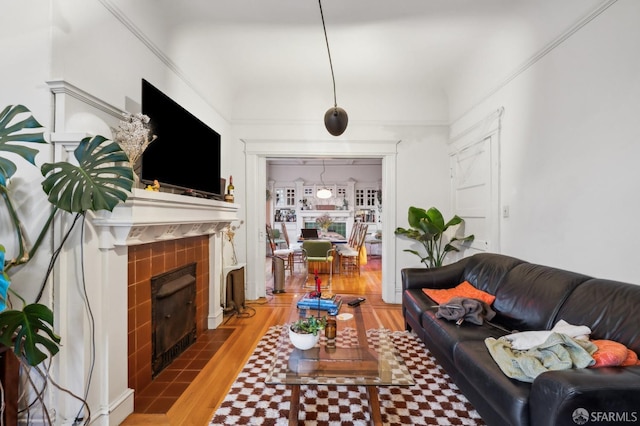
top-left (444, 215), bottom-right (463, 229)
top-left (450, 235), bottom-right (475, 246)
top-left (407, 206), bottom-right (428, 229)
top-left (0, 105), bottom-right (47, 182)
top-left (41, 135), bottom-right (133, 213)
top-left (0, 303), bottom-right (61, 366)
top-left (425, 207), bottom-right (445, 232)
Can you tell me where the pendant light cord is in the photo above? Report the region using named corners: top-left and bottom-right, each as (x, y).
top-left (319, 0), bottom-right (338, 108)
top-left (320, 159), bottom-right (327, 186)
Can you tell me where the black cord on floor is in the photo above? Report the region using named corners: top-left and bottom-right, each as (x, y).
top-left (222, 305), bottom-right (257, 324)
top-left (221, 286), bottom-right (288, 324)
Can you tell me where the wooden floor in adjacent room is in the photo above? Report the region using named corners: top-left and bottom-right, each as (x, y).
top-left (121, 256), bottom-right (403, 425)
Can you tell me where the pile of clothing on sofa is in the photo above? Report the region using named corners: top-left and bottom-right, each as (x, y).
top-left (434, 304), bottom-right (640, 383)
top-left (484, 320), bottom-right (595, 382)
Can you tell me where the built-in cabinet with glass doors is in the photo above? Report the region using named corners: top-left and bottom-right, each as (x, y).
top-left (269, 180), bottom-right (381, 241)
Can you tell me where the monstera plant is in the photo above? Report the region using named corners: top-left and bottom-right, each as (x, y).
top-left (395, 206), bottom-right (475, 268)
top-left (0, 104), bottom-right (133, 368)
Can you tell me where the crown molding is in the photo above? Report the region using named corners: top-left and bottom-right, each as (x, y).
top-left (98, 0), bottom-right (230, 123)
top-left (450, 0), bottom-right (619, 126)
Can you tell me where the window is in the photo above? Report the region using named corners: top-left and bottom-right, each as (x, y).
top-left (355, 189), bottom-right (365, 207)
top-left (285, 188), bottom-right (295, 206)
top-left (275, 187), bottom-right (296, 207)
top-left (366, 189), bottom-right (377, 207)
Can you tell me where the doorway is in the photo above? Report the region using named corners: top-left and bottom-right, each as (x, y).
top-left (448, 107), bottom-right (503, 256)
top-left (265, 157), bottom-right (383, 287)
top-left (243, 139), bottom-right (399, 303)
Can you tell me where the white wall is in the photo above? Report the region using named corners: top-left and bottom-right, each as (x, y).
top-left (267, 162), bottom-right (382, 187)
top-left (1, 1), bottom-right (234, 423)
top-left (395, 126), bottom-right (452, 269)
top-left (50, 1), bottom-right (230, 138)
top-left (448, 0), bottom-right (640, 283)
top-left (0, 2), bottom-right (55, 303)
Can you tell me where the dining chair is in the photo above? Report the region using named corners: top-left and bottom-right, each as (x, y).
top-left (338, 224), bottom-right (368, 276)
top-left (280, 223), bottom-right (305, 269)
top-left (336, 222), bottom-right (361, 257)
top-left (347, 222), bottom-right (361, 246)
top-left (271, 228), bottom-right (287, 249)
top-left (266, 224), bottom-right (294, 275)
top-left (302, 240), bottom-right (335, 288)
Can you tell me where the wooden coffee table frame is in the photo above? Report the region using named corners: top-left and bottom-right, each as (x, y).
top-left (266, 304), bottom-right (412, 426)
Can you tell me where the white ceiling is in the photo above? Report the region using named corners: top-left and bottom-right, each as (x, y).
top-left (119, 0), bottom-right (605, 122)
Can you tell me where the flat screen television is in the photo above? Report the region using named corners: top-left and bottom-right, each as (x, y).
top-left (141, 78), bottom-right (222, 198)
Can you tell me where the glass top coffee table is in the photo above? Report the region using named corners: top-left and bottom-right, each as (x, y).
top-left (265, 305), bottom-right (414, 425)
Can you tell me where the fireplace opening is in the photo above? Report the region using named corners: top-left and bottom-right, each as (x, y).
top-left (151, 263), bottom-right (197, 377)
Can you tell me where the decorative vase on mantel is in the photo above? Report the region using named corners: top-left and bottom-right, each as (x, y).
top-left (131, 161), bottom-right (142, 188)
top-left (112, 112), bottom-right (156, 189)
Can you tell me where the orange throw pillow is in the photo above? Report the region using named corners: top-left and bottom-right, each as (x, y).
top-left (621, 349), bottom-right (639, 366)
top-left (423, 281), bottom-right (496, 306)
top-left (589, 340), bottom-right (629, 368)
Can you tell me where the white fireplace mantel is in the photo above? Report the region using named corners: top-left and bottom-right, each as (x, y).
top-left (91, 188), bottom-right (239, 248)
top-left (54, 187), bottom-right (239, 424)
top-left (299, 210), bottom-right (352, 220)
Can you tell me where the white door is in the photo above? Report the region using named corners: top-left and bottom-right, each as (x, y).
top-left (449, 134), bottom-right (500, 257)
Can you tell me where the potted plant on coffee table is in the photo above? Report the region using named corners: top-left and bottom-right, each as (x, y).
top-left (395, 206), bottom-right (475, 268)
top-left (289, 316), bottom-right (327, 350)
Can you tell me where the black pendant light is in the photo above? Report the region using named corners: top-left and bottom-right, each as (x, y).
top-left (319, 0), bottom-right (348, 136)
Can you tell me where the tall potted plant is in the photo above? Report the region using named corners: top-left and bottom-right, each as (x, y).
top-left (395, 206), bottom-right (475, 268)
top-left (0, 104), bottom-right (134, 422)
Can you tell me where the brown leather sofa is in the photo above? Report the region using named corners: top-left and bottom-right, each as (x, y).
top-left (402, 253), bottom-right (640, 426)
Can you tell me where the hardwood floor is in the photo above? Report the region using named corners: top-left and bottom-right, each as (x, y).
top-left (121, 256), bottom-right (402, 425)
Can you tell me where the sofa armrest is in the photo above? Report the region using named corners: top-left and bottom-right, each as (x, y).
top-left (530, 366), bottom-right (640, 426)
top-left (401, 259), bottom-right (469, 291)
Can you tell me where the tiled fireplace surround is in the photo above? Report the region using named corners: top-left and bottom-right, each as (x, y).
top-left (127, 236), bottom-right (211, 395)
top-left (93, 190), bottom-right (238, 423)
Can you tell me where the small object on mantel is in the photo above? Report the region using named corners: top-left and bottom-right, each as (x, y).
top-left (224, 175), bottom-right (235, 203)
top-left (145, 179), bottom-right (160, 192)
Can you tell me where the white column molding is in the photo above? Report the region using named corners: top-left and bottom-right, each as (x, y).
top-left (47, 80), bottom-right (123, 124)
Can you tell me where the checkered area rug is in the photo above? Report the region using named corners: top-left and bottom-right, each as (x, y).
top-left (210, 326), bottom-right (486, 425)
